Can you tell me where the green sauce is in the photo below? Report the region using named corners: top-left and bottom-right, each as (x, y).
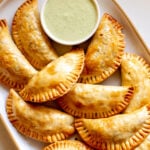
top-left (43, 0), bottom-right (98, 43)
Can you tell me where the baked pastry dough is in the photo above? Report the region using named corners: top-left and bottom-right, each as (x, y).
top-left (135, 135), bottom-right (150, 150)
top-left (121, 53), bottom-right (150, 113)
top-left (58, 83), bottom-right (134, 118)
top-left (6, 89), bottom-right (75, 143)
top-left (0, 19), bottom-right (37, 91)
top-left (79, 13), bottom-right (125, 84)
top-left (75, 105), bottom-right (150, 150)
top-left (20, 48), bottom-right (84, 102)
top-left (12, 0), bottom-right (58, 69)
top-left (43, 140), bottom-right (93, 150)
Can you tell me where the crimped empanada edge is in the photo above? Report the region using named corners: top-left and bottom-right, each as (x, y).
top-left (12, 0), bottom-right (56, 69)
top-left (0, 19), bottom-right (7, 28)
top-left (79, 13), bottom-right (125, 84)
top-left (43, 140), bottom-right (93, 150)
top-left (6, 89), bottom-right (74, 143)
top-left (12, 0), bottom-right (37, 52)
top-left (0, 71), bottom-right (25, 91)
top-left (122, 52), bottom-right (150, 76)
top-left (58, 86), bottom-right (134, 119)
top-left (75, 105), bottom-right (150, 150)
top-left (19, 49), bottom-right (85, 102)
top-left (11, 0), bottom-right (42, 68)
top-left (0, 19), bottom-right (27, 91)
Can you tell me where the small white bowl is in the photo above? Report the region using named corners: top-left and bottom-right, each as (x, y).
top-left (41, 0), bottom-right (100, 46)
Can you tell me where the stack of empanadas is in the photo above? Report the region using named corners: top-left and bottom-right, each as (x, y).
top-left (0, 0), bottom-right (150, 149)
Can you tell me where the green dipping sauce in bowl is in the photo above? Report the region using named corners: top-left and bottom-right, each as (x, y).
top-left (41, 0), bottom-right (100, 45)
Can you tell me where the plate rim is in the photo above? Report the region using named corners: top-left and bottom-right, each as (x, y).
top-left (113, 0), bottom-right (150, 56)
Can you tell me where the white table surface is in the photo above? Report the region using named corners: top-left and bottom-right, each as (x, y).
top-left (0, 0), bottom-right (150, 150)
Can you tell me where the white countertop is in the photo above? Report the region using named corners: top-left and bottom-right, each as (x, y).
top-left (0, 0), bottom-right (150, 150)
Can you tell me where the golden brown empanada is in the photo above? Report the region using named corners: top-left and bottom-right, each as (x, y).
top-left (121, 53), bottom-right (150, 113)
top-left (0, 19), bottom-right (37, 91)
top-left (43, 140), bottom-right (93, 150)
top-left (75, 105), bottom-right (150, 150)
top-left (79, 13), bottom-right (125, 84)
top-left (12, 0), bottom-right (58, 70)
top-left (58, 83), bottom-right (134, 118)
top-left (20, 48), bottom-right (84, 102)
top-left (6, 89), bottom-right (75, 143)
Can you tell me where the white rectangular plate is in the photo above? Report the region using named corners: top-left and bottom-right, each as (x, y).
top-left (0, 0), bottom-right (150, 150)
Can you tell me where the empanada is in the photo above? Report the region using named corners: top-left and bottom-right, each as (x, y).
top-left (43, 140), bottom-right (93, 150)
top-left (6, 89), bottom-right (75, 143)
top-left (79, 13), bottom-right (125, 84)
top-left (20, 48), bottom-right (84, 102)
top-left (0, 19), bottom-right (37, 91)
top-left (75, 105), bottom-right (150, 150)
top-left (58, 83), bottom-right (134, 118)
top-left (121, 53), bottom-right (150, 113)
top-left (12, 0), bottom-right (58, 69)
